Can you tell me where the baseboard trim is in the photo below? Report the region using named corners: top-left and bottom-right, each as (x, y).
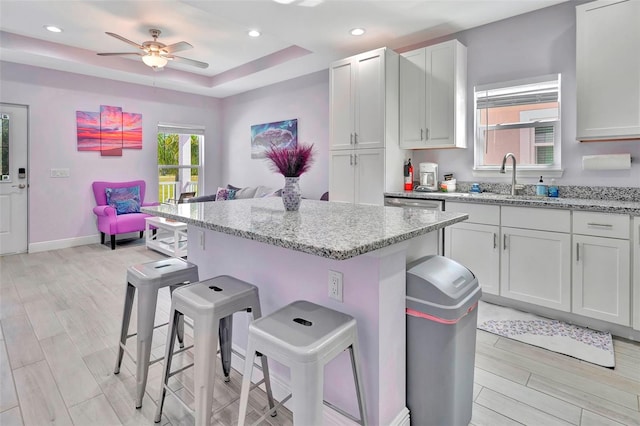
top-left (230, 344), bottom-right (408, 425)
top-left (28, 234), bottom-right (100, 253)
top-left (28, 232), bottom-right (147, 253)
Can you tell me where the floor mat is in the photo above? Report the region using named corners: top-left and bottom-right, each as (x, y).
top-left (477, 301), bottom-right (615, 368)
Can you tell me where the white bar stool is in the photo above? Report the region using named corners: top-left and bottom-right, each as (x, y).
top-left (114, 257), bottom-right (199, 408)
top-left (154, 275), bottom-right (276, 426)
top-left (238, 300), bottom-right (368, 426)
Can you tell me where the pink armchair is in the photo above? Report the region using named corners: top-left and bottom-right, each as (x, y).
top-left (92, 180), bottom-right (159, 250)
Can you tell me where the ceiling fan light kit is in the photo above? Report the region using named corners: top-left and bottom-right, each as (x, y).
top-left (97, 28), bottom-right (208, 70)
top-left (142, 53), bottom-right (168, 69)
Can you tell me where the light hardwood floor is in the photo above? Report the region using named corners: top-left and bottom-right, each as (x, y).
top-left (0, 242), bottom-right (639, 426)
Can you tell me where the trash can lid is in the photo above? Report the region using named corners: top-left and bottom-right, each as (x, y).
top-left (406, 255), bottom-right (479, 307)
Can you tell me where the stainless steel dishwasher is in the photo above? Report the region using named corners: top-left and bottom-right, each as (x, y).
top-left (384, 196), bottom-right (445, 257)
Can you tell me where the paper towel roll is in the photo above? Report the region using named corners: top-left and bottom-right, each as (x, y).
top-left (582, 154), bottom-right (631, 170)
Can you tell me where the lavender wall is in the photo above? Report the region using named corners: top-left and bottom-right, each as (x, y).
top-left (405, 2), bottom-right (640, 187)
top-left (0, 62), bottom-right (221, 248)
top-left (220, 70), bottom-right (329, 200)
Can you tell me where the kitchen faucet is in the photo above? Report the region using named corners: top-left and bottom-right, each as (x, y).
top-left (500, 153), bottom-right (523, 195)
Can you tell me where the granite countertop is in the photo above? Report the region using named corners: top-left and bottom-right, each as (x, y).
top-left (384, 191), bottom-right (640, 216)
top-left (142, 198), bottom-right (468, 260)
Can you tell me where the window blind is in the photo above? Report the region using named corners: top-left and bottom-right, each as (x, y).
top-left (157, 123), bottom-right (205, 135)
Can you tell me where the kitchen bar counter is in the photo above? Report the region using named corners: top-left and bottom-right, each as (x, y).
top-left (143, 197), bottom-right (468, 260)
top-left (142, 198), bottom-right (468, 425)
top-left (385, 190), bottom-right (640, 215)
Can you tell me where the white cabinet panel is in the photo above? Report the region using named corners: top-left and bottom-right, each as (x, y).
top-left (329, 58), bottom-right (354, 151)
top-left (329, 47), bottom-right (403, 205)
top-left (446, 202), bottom-right (500, 225)
top-left (355, 149), bottom-right (385, 205)
top-left (634, 217), bottom-right (640, 330)
top-left (501, 227), bottom-right (571, 312)
top-left (573, 211), bottom-right (630, 239)
top-left (576, 0), bottom-right (640, 141)
top-left (501, 206), bottom-right (570, 233)
top-left (573, 235), bottom-right (630, 326)
top-left (445, 223), bottom-right (500, 295)
top-left (400, 39), bottom-right (467, 149)
top-left (329, 150), bottom-right (356, 203)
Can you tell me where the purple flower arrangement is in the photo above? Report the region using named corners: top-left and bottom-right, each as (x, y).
top-left (265, 143), bottom-right (315, 177)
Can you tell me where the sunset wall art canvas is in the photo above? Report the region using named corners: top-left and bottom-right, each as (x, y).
top-left (76, 111), bottom-right (101, 151)
top-left (100, 105), bottom-right (123, 156)
top-left (123, 113), bottom-right (143, 149)
top-left (76, 105), bottom-right (143, 156)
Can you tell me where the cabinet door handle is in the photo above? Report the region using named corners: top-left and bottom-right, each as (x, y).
top-left (493, 233), bottom-right (497, 249)
top-left (349, 154), bottom-right (353, 165)
top-left (576, 242), bottom-right (580, 261)
top-left (425, 128), bottom-right (429, 140)
top-left (354, 154), bottom-right (358, 165)
top-left (420, 129), bottom-right (424, 140)
top-left (350, 133), bottom-right (353, 145)
top-left (354, 132), bottom-right (358, 144)
top-left (587, 223), bottom-right (613, 228)
top-left (503, 234), bottom-right (507, 250)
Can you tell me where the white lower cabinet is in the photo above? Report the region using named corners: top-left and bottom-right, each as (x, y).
top-left (501, 227), bottom-right (571, 312)
top-left (572, 211), bottom-right (631, 326)
top-left (445, 222), bottom-right (500, 295)
top-left (329, 149), bottom-right (384, 205)
top-left (444, 202), bottom-right (636, 329)
top-left (573, 235), bottom-right (630, 325)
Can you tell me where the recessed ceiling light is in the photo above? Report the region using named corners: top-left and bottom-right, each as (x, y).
top-left (350, 28), bottom-right (365, 36)
top-left (248, 30), bottom-right (261, 37)
top-left (44, 25), bottom-right (63, 33)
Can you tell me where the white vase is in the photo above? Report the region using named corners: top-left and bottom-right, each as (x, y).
top-left (282, 177), bottom-right (301, 211)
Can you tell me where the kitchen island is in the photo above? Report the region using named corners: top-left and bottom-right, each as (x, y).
top-left (143, 197), bottom-right (468, 425)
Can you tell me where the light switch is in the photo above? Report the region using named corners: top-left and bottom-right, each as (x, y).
top-left (50, 168), bottom-right (70, 178)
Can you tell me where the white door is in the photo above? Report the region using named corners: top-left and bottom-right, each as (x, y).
top-left (573, 234), bottom-right (630, 326)
top-left (329, 58), bottom-right (354, 150)
top-left (328, 150), bottom-right (355, 203)
top-left (501, 227), bottom-right (571, 312)
top-left (445, 223), bottom-right (500, 295)
top-left (354, 148), bottom-right (384, 205)
top-left (355, 50), bottom-right (385, 149)
top-left (400, 49), bottom-right (426, 148)
top-left (0, 104), bottom-right (29, 255)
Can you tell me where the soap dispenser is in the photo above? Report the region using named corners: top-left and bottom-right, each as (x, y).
top-left (536, 176), bottom-right (547, 196)
top-left (548, 179), bottom-right (559, 197)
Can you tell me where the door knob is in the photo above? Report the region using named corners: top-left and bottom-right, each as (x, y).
top-left (12, 184), bottom-right (26, 189)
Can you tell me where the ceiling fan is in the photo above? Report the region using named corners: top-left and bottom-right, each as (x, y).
top-left (97, 29), bottom-right (209, 70)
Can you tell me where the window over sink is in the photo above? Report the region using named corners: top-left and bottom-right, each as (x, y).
top-left (473, 74), bottom-right (562, 177)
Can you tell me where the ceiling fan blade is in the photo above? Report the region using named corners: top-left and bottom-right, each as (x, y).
top-left (163, 41), bottom-right (193, 54)
top-left (97, 52), bottom-right (145, 56)
top-left (105, 32), bottom-right (144, 50)
top-left (167, 55), bottom-right (209, 69)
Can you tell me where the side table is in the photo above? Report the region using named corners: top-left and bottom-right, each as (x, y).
top-left (145, 216), bottom-right (188, 258)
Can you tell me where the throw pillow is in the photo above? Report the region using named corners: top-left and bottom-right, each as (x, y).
top-left (105, 186), bottom-right (141, 215)
top-left (215, 187), bottom-right (237, 201)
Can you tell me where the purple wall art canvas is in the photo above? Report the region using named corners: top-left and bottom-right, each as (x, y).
top-left (251, 118), bottom-right (297, 159)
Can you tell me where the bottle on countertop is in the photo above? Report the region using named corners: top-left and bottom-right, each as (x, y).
top-left (536, 176), bottom-right (547, 196)
top-left (404, 159), bottom-right (414, 191)
top-left (548, 179), bottom-right (559, 197)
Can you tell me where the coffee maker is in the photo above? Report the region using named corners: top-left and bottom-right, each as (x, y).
top-left (415, 162), bottom-right (438, 192)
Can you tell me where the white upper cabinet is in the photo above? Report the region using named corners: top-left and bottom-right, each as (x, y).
top-left (330, 48), bottom-right (388, 150)
top-left (329, 47), bottom-right (405, 205)
top-left (576, 0), bottom-right (640, 141)
top-left (399, 39), bottom-right (467, 149)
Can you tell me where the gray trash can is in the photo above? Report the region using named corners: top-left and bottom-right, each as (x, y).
top-left (406, 255), bottom-right (482, 426)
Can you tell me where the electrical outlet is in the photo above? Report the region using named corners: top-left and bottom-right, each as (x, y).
top-left (50, 168), bottom-right (70, 178)
top-left (328, 270), bottom-right (343, 302)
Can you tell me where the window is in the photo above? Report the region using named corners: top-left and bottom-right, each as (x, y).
top-left (157, 123), bottom-right (204, 203)
top-left (474, 74), bottom-right (561, 175)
